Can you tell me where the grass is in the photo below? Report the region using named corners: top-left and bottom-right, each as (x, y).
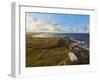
top-left (26, 33), bottom-right (72, 67)
top-left (26, 33), bottom-right (89, 67)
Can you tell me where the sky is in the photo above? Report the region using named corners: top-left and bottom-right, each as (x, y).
top-left (26, 12), bottom-right (90, 33)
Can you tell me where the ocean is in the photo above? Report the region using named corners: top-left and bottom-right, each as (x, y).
top-left (32, 33), bottom-right (89, 43)
top-left (33, 33), bottom-right (89, 42)
top-left (65, 33), bottom-right (89, 43)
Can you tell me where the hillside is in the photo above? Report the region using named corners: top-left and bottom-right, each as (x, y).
top-left (26, 33), bottom-right (89, 67)
top-left (26, 33), bottom-right (72, 67)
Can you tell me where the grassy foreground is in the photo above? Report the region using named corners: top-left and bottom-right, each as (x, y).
top-left (26, 33), bottom-right (72, 67)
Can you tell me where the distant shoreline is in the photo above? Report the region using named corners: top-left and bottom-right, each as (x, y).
top-left (26, 32), bottom-right (89, 34)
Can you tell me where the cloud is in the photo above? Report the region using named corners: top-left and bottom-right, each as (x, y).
top-left (60, 26), bottom-right (89, 33)
top-left (26, 16), bottom-right (64, 33)
top-left (26, 15), bottom-right (89, 33)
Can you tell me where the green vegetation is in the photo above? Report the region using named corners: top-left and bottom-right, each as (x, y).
top-left (26, 33), bottom-right (72, 67)
top-left (26, 33), bottom-right (89, 67)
